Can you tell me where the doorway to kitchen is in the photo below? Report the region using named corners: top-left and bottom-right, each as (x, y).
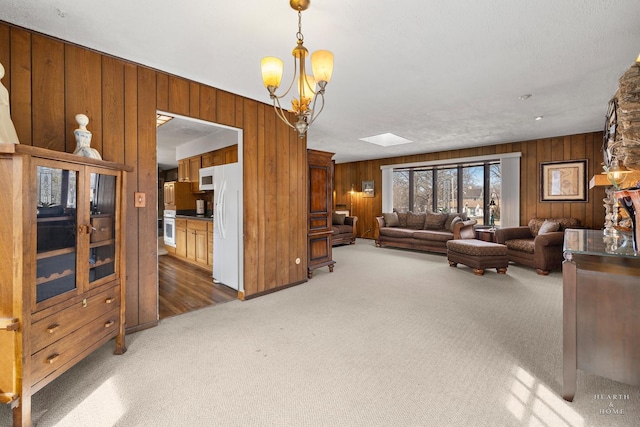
top-left (156, 112), bottom-right (243, 319)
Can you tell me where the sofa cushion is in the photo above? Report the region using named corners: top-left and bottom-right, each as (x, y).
top-left (333, 224), bottom-right (353, 235)
top-left (397, 212), bottom-right (408, 227)
top-left (444, 212), bottom-right (468, 230)
top-left (449, 216), bottom-right (462, 232)
top-left (406, 212), bottom-right (426, 229)
top-left (413, 230), bottom-right (453, 243)
top-left (424, 211), bottom-right (448, 230)
top-left (382, 212), bottom-right (399, 227)
top-left (528, 217), bottom-right (581, 236)
top-left (506, 238), bottom-right (535, 254)
top-left (555, 217), bottom-right (581, 231)
top-left (538, 219), bottom-right (560, 235)
top-left (379, 227), bottom-right (414, 238)
top-left (332, 212), bottom-right (346, 225)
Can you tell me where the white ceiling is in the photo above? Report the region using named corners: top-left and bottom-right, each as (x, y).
top-left (2, 1), bottom-right (640, 164)
top-left (156, 116), bottom-right (239, 170)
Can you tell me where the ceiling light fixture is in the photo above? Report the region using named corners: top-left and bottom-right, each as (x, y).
top-left (156, 114), bottom-right (173, 127)
top-left (519, 94), bottom-right (532, 100)
top-left (261, 0), bottom-right (334, 138)
top-left (534, 116), bottom-right (544, 121)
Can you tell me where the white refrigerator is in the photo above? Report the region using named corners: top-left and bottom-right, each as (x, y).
top-left (213, 162), bottom-right (241, 290)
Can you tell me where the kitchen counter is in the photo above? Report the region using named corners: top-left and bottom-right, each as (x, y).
top-left (175, 214), bottom-right (212, 221)
top-left (175, 209), bottom-right (213, 220)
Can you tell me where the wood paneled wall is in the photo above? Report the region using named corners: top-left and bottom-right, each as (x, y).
top-left (335, 132), bottom-right (607, 237)
top-left (0, 22), bottom-right (308, 331)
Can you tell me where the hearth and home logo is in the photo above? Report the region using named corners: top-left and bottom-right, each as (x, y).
top-left (594, 393), bottom-right (631, 415)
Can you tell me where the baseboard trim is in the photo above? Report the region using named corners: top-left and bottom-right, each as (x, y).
top-left (242, 279), bottom-right (308, 300)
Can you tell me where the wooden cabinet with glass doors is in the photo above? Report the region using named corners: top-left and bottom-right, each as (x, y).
top-left (0, 144), bottom-right (131, 427)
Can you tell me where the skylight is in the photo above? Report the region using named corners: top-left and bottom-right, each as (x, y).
top-left (359, 133), bottom-right (412, 147)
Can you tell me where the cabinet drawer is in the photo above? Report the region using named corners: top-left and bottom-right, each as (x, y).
top-left (176, 218), bottom-right (187, 228)
top-left (90, 216), bottom-right (113, 242)
top-left (187, 220), bottom-right (208, 231)
top-left (31, 286), bottom-right (120, 353)
top-left (31, 308), bottom-right (120, 387)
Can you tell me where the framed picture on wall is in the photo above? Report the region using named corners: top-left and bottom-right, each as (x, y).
top-left (362, 180), bottom-right (374, 198)
top-left (540, 159), bottom-right (588, 202)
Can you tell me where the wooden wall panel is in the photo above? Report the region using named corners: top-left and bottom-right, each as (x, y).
top-left (168, 75), bottom-right (189, 116)
top-left (101, 57), bottom-right (126, 164)
top-left (216, 90), bottom-right (235, 127)
top-left (9, 28), bottom-right (32, 145)
top-left (137, 67), bottom-right (159, 327)
top-left (189, 82), bottom-right (200, 118)
top-left (199, 85), bottom-right (217, 122)
top-left (31, 34), bottom-right (65, 150)
top-left (156, 73), bottom-right (168, 112)
top-left (123, 62), bottom-right (140, 329)
top-left (65, 45), bottom-right (102, 154)
top-left (336, 131), bottom-right (607, 237)
top-left (243, 99), bottom-right (259, 296)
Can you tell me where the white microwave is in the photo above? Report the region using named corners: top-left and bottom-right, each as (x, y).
top-left (198, 166), bottom-right (216, 191)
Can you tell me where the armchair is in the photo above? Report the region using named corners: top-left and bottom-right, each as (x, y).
top-left (494, 217), bottom-right (581, 275)
top-left (332, 214), bottom-right (358, 246)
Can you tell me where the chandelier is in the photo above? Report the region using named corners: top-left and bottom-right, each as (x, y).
top-left (261, 0), bottom-right (334, 138)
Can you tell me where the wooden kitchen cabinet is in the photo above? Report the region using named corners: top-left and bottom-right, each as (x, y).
top-left (171, 218), bottom-right (211, 269)
top-left (0, 144), bottom-right (130, 427)
top-left (178, 158), bottom-right (189, 182)
top-left (188, 156), bottom-right (201, 192)
top-left (207, 221), bottom-right (214, 267)
top-left (163, 181), bottom-right (198, 210)
top-left (175, 218), bottom-right (188, 258)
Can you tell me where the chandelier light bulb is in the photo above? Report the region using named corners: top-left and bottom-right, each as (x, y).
top-left (261, 57), bottom-right (284, 90)
top-left (311, 50), bottom-right (334, 83)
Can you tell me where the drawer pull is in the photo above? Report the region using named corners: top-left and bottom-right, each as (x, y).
top-left (105, 297), bottom-right (115, 304)
top-left (104, 320), bottom-right (115, 328)
top-left (47, 324), bottom-right (60, 334)
top-left (46, 353), bottom-right (60, 364)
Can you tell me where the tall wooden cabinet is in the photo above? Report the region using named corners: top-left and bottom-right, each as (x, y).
top-left (307, 149), bottom-right (335, 278)
top-left (0, 144), bottom-right (130, 427)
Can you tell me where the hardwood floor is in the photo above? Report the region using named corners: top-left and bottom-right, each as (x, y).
top-left (158, 254), bottom-right (237, 319)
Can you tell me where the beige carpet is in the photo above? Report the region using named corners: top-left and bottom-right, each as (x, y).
top-left (2, 239), bottom-right (639, 426)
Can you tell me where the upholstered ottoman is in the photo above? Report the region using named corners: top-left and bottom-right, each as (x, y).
top-left (446, 239), bottom-right (508, 276)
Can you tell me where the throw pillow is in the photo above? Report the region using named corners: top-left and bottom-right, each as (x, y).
top-left (444, 212), bottom-right (467, 230)
top-left (449, 216), bottom-right (462, 232)
top-left (406, 212), bottom-right (426, 229)
top-left (424, 211), bottom-right (448, 230)
top-left (382, 212), bottom-right (399, 227)
top-left (397, 212), bottom-right (408, 227)
top-left (332, 212), bottom-right (346, 225)
top-left (538, 219), bottom-right (560, 235)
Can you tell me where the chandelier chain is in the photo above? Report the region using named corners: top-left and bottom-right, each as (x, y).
top-left (297, 9), bottom-right (304, 43)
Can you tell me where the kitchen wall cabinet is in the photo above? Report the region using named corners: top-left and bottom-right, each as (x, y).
top-left (178, 158), bottom-right (190, 182)
top-left (0, 144), bottom-right (130, 427)
top-left (163, 181), bottom-right (198, 211)
top-left (188, 157), bottom-right (201, 192)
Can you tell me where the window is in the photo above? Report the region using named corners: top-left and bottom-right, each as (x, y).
top-left (392, 161), bottom-right (501, 227)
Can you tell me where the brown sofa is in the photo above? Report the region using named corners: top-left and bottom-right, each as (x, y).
top-left (494, 217), bottom-right (581, 275)
top-left (375, 211), bottom-right (477, 254)
top-left (332, 213), bottom-right (358, 246)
